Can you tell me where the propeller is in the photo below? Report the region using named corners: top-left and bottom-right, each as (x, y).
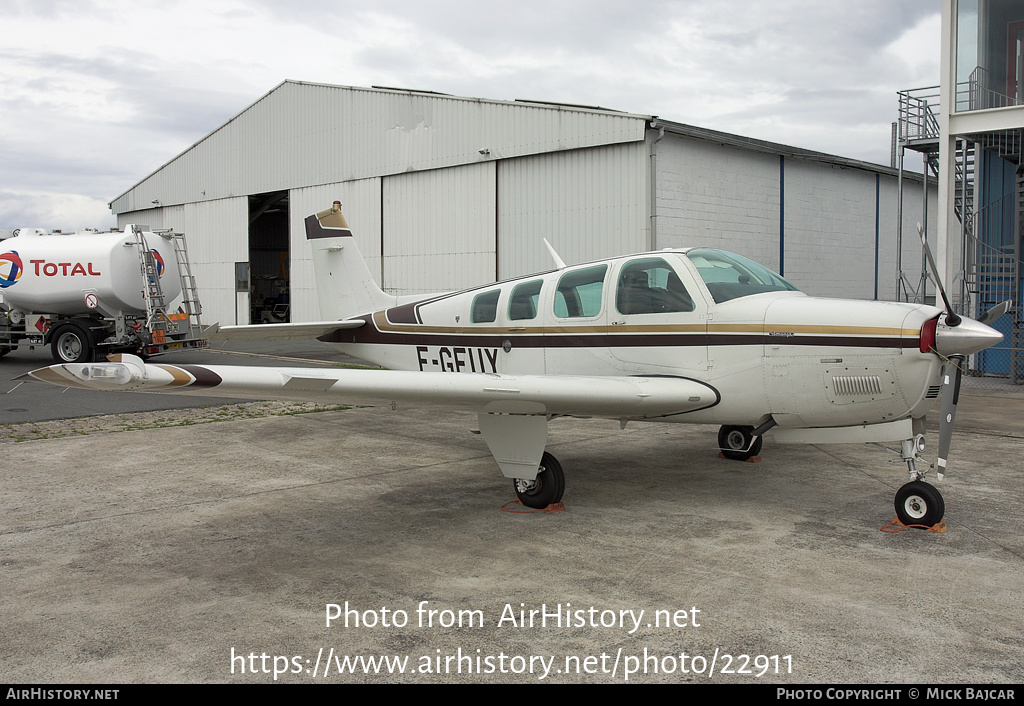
top-left (915, 223), bottom-right (1009, 480)
top-left (917, 222), bottom-right (960, 326)
top-left (935, 355), bottom-right (963, 480)
top-left (978, 299), bottom-right (1012, 326)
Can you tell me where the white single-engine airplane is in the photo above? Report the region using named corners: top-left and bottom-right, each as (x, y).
top-left (25, 203), bottom-right (1008, 527)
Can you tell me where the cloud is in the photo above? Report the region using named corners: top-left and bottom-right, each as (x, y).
top-left (0, 0), bottom-right (942, 227)
top-left (0, 190), bottom-right (115, 232)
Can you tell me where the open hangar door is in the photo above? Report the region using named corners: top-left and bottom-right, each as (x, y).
top-left (248, 191), bottom-right (290, 324)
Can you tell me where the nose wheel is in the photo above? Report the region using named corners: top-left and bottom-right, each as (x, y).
top-left (513, 452), bottom-right (565, 508)
top-left (894, 480), bottom-right (945, 527)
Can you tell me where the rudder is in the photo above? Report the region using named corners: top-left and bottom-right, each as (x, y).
top-left (305, 202), bottom-right (394, 320)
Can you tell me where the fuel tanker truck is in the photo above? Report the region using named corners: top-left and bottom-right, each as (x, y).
top-left (0, 225), bottom-right (207, 362)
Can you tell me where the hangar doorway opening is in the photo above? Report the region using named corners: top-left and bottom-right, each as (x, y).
top-left (248, 191), bottom-right (290, 324)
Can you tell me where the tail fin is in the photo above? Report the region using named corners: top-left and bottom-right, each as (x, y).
top-left (305, 202), bottom-right (394, 319)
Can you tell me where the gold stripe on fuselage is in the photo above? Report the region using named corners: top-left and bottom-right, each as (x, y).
top-left (372, 312), bottom-right (917, 337)
top-left (153, 365), bottom-right (197, 386)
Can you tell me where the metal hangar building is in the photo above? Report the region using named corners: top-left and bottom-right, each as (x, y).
top-left (110, 81), bottom-right (934, 327)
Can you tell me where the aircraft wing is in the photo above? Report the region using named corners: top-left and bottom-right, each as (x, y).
top-left (204, 319), bottom-right (365, 341)
top-left (23, 355), bottom-right (719, 419)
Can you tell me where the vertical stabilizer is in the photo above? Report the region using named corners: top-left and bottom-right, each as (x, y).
top-left (305, 202), bottom-right (394, 320)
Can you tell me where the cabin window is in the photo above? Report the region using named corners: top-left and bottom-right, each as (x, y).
top-left (471, 290), bottom-right (501, 323)
top-left (508, 279), bottom-right (543, 321)
top-left (616, 257), bottom-right (695, 314)
top-left (554, 265), bottom-right (607, 318)
top-left (686, 249), bottom-right (798, 303)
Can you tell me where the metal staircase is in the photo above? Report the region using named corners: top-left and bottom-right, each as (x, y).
top-left (1014, 168), bottom-right (1024, 384)
top-left (895, 87), bottom-right (1023, 383)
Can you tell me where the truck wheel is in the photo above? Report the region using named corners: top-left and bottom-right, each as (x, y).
top-left (51, 325), bottom-right (92, 363)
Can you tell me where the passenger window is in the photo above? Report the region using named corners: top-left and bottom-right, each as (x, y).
top-left (554, 265), bottom-right (607, 318)
top-left (471, 290), bottom-right (500, 323)
top-left (616, 258), bottom-right (694, 314)
top-left (508, 279), bottom-right (543, 321)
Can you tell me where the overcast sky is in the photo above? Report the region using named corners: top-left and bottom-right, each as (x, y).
top-left (0, 0), bottom-right (941, 231)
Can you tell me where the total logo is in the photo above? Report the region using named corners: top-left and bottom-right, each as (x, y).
top-left (28, 259), bottom-right (102, 277)
top-left (0, 249), bottom-right (164, 287)
top-left (0, 251), bottom-right (23, 288)
top-left (0, 251), bottom-right (103, 284)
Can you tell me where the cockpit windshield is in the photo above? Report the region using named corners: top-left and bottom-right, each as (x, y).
top-left (685, 249), bottom-right (799, 303)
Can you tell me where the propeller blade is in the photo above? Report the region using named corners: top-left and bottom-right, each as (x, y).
top-left (917, 222), bottom-right (961, 327)
top-left (935, 356), bottom-right (963, 480)
top-left (978, 299), bottom-right (1012, 326)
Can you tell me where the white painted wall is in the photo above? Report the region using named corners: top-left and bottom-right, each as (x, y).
top-left (654, 133), bottom-right (939, 301)
top-left (654, 136), bottom-right (782, 270)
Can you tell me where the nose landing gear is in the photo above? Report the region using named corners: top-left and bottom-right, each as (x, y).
top-left (894, 480), bottom-right (945, 527)
top-left (894, 434), bottom-right (945, 528)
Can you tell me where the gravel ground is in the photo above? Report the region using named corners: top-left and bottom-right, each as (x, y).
top-left (0, 401), bottom-right (349, 443)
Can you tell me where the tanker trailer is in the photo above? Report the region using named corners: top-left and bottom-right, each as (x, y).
top-left (0, 225), bottom-right (206, 362)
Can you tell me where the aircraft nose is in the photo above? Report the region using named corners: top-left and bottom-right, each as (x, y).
top-left (933, 316), bottom-right (1004, 357)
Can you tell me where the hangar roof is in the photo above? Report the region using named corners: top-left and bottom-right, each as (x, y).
top-left (655, 119), bottom-right (911, 179)
top-left (111, 81), bottom-right (917, 214)
top-left (110, 81), bottom-right (652, 213)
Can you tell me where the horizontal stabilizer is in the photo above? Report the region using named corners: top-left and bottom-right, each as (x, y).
top-left (204, 320), bottom-right (364, 341)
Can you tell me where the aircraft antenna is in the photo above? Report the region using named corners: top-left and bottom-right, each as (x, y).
top-left (543, 238), bottom-right (566, 270)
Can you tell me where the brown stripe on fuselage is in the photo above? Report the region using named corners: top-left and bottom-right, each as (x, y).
top-left (385, 302), bottom-right (421, 324)
top-left (371, 311), bottom-right (916, 338)
top-left (317, 313), bottom-right (917, 350)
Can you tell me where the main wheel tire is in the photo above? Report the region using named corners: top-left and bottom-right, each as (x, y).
top-left (513, 452), bottom-right (565, 508)
top-left (894, 481), bottom-right (945, 527)
top-left (718, 425), bottom-right (763, 461)
top-left (51, 325), bottom-right (92, 363)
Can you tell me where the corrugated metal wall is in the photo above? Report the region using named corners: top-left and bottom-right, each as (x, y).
top-left (497, 142), bottom-right (648, 279)
top-left (116, 206), bottom-right (174, 232)
top-left (117, 199), bottom-right (248, 326)
top-left (383, 162), bottom-right (497, 295)
top-left (180, 198), bottom-right (248, 326)
top-left (111, 82), bottom-right (648, 215)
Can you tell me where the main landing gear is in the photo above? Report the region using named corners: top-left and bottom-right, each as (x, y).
top-left (513, 452), bottom-right (565, 509)
top-left (718, 425), bottom-right (762, 461)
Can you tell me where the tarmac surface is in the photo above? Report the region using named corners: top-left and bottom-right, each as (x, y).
top-left (1, 341), bottom-right (1022, 684)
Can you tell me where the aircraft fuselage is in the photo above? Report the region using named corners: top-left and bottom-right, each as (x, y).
top-left (321, 249), bottom-right (945, 430)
